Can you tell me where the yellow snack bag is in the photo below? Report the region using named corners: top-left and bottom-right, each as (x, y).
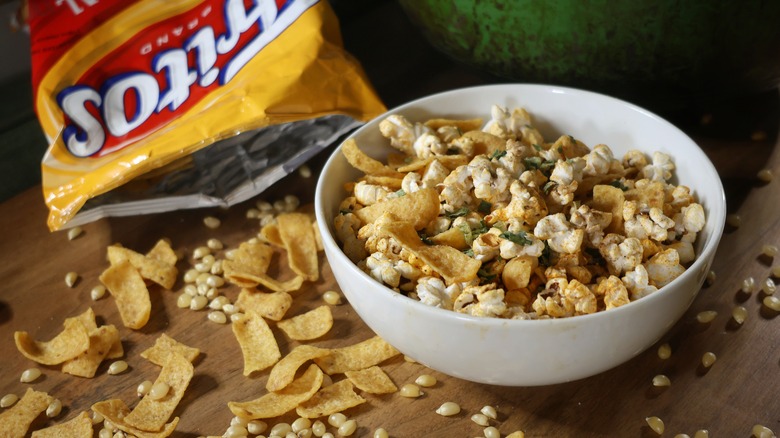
top-left (29, 0), bottom-right (385, 230)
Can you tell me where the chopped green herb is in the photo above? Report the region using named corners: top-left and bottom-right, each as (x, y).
top-left (499, 231), bottom-right (533, 246)
top-left (532, 144), bottom-right (542, 151)
top-left (523, 156), bottom-right (542, 169)
top-left (477, 200), bottom-right (492, 214)
top-left (557, 146), bottom-right (563, 154)
top-left (462, 248), bottom-right (475, 257)
top-left (395, 189), bottom-right (406, 196)
top-left (477, 268), bottom-right (497, 284)
top-left (609, 180), bottom-right (629, 191)
top-left (445, 207), bottom-right (470, 219)
top-left (539, 241), bottom-right (552, 267)
top-left (542, 181), bottom-right (557, 195)
top-left (490, 150), bottom-right (507, 160)
top-left (473, 220), bottom-right (489, 235)
top-left (339, 209), bottom-right (351, 215)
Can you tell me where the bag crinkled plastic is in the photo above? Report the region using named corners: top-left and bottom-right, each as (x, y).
top-left (30, 0), bottom-right (386, 230)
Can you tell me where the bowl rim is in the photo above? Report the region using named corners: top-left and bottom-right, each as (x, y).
top-left (315, 83), bottom-right (727, 328)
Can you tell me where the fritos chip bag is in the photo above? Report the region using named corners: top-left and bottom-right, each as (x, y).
top-left (29, 0), bottom-right (385, 230)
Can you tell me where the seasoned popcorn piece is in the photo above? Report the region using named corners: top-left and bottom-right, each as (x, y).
top-left (622, 149), bottom-right (648, 173)
top-left (668, 185), bottom-right (695, 210)
top-left (422, 160), bottom-right (450, 187)
top-left (439, 165), bottom-right (473, 213)
top-left (596, 275), bottom-right (631, 309)
top-left (534, 213), bottom-right (585, 254)
top-left (550, 134), bottom-right (591, 159)
top-left (378, 114), bottom-right (416, 155)
top-left (583, 144), bottom-right (616, 176)
top-left (414, 129), bottom-right (448, 158)
top-left (547, 157), bottom-right (586, 206)
top-left (569, 204), bottom-right (613, 247)
top-left (667, 240), bottom-right (695, 264)
top-left (681, 203), bottom-right (705, 233)
top-left (641, 151), bottom-right (675, 181)
top-left (471, 229), bottom-right (502, 262)
top-left (455, 284), bottom-right (507, 318)
top-left (645, 249), bottom-right (685, 287)
top-left (333, 213), bottom-right (367, 263)
top-left (415, 277), bottom-right (456, 309)
top-left (365, 252), bottom-right (402, 288)
top-left (401, 172), bottom-right (422, 194)
top-left (599, 234), bottom-right (643, 275)
top-left (469, 156), bottom-right (513, 204)
top-left (532, 278), bottom-right (571, 318)
top-left (493, 139), bottom-right (531, 178)
top-left (625, 207), bottom-right (675, 242)
top-left (354, 181), bottom-right (392, 206)
top-left (483, 105), bottom-right (540, 142)
top-left (489, 180), bottom-right (548, 226)
top-left (621, 264), bottom-right (658, 300)
top-left (499, 231), bottom-right (545, 259)
top-left (519, 168), bottom-right (548, 189)
top-left (561, 279), bottom-right (597, 315)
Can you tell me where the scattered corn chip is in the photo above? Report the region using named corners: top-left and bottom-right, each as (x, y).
top-left (124, 352), bottom-right (193, 432)
top-left (295, 379), bottom-right (366, 418)
top-left (15, 317), bottom-right (90, 365)
top-left (62, 324), bottom-right (120, 378)
top-left (233, 272), bottom-right (305, 293)
top-left (99, 259), bottom-right (151, 330)
top-left (342, 138), bottom-right (403, 177)
top-left (277, 306), bottom-right (333, 341)
top-left (145, 239), bottom-right (178, 266)
top-left (30, 411), bottom-right (92, 438)
top-left (354, 188), bottom-right (440, 230)
top-left (277, 213), bottom-right (319, 282)
top-left (363, 175), bottom-right (404, 190)
top-left (462, 130), bottom-right (504, 156)
top-left (235, 289), bottom-right (293, 322)
top-left (107, 245), bottom-right (177, 290)
top-left (259, 223), bottom-right (284, 247)
top-left (314, 336), bottom-right (400, 374)
top-left (91, 399), bottom-right (178, 438)
top-left (228, 364), bottom-right (323, 419)
top-left (232, 312), bottom-right (281, 375)
top-left (382, 221), bottom-right (481, 283)
top-left (0, 388), bottom-right (54, 438)
top-left (222, 241), bottom-right (274, 287)
top-left (267, 345), bottom-right (331, 392)
top-left (344, 366), bottom-right (398, 394)
top-left (140, 334), bottom-right (200, 366)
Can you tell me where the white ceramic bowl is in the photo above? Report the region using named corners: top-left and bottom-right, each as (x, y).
top-left (314, 84), bottom-right (726, 386)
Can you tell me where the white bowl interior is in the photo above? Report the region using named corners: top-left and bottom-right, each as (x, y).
top-left (315, 84), bottom-right (726, 386)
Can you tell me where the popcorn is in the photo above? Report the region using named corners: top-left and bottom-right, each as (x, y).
top-left (335, 104), bottom-right (706, 319)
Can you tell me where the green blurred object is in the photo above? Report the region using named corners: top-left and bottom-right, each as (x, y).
top-left (398, 0), bottom-right (780, 108)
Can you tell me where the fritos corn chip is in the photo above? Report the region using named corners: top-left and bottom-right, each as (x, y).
top-left (140, 334), bottom-right (200, 366)
top-left (99, 259), bottom-right (152, 330)
top-left (145, 239), bottom-right (178, 266)
top-left (32, 0), bottom-right (386, 231)
top-left (14, 317), bottom-right (90, 365)
top-left (266, 345), bottom-right (330, 392)
top-left (259, 223), bottom-right (284, 248)
top-left (314, 336), bottom-right (400, 375)
top-left (235, 289), bottom-right (293, 322)
top-left (381, 221), bottom-right (481, 284)
top-left (222, 241), bottom-right (274, 288)
top-left (0, 388), bottom-right (54, 438)
top-left (124, 352), bottom-right (194, 432)
top-left (342, 139), bottom-right (403, 177)
top-left (344, 366), bottom-right (398, 394)
top-left (107, 245), bottom-right (177, 290)
top-left (277, 213), bottom-right (320, 282)
top-left (354, 188), bottom-right (440, 230)
top-left (91, 399), bottom-right (178, 438)
top-left (61, 324), bottom-right (120, 378)
top-left (30, 411), bottom-right (92, 438)
top-left (277, 305), bottom-right (333, 341)
top-left (232, 311), bottom-right (281, 375)
top-left (295, 379), bottom-right (366, 418)
top-left (228, 363), bottom-right (323, 420)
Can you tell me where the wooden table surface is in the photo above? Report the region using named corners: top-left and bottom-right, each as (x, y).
top-left (1, 2), bottom-right (779, 437)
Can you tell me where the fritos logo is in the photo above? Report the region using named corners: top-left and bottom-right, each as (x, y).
top-left (56, 0), bottom-right (317, 157)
